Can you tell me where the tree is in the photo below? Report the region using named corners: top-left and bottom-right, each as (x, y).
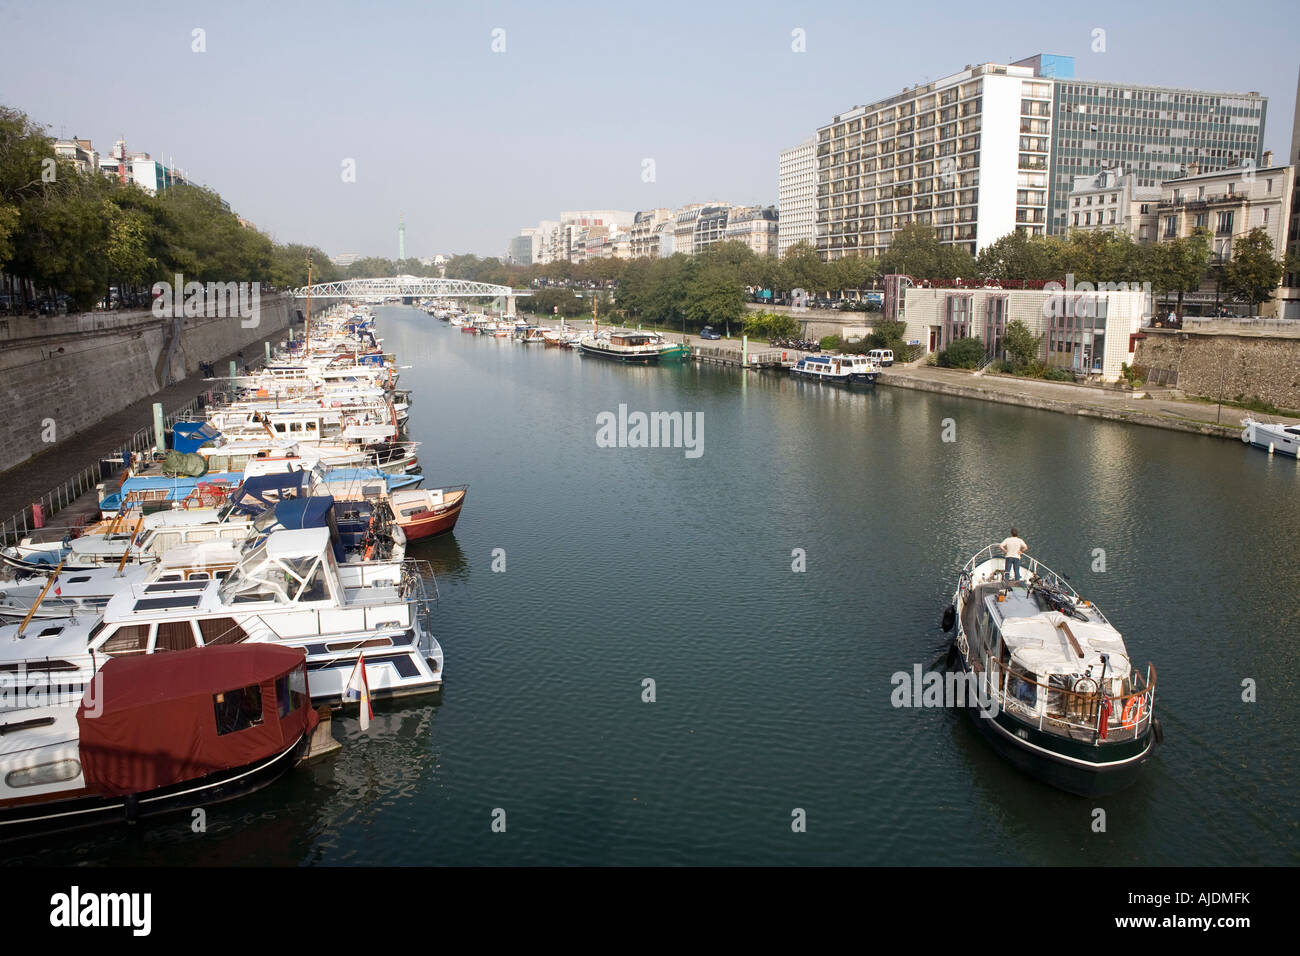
top-left (1222, 228), bottom-right (1284, 315)
top-left (936, 336), bottom-right (985, 369)
top-left (685, 263), bottom-right (745, 331)
top-left (865, 318), bottom-right (907, 355)
top-left (1002, 319), bottom-right (1041, 368)
top-left (976, 231), bottom-right (1061, 281)
top-left (782, 241), bottom-right (827, 295)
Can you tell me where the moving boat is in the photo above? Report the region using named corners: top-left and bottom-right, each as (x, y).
top-left (790, 353), bottom-right (880, 385)
top-left (0, 644), bottom-right (319, 842)
top-left (942, 545), bottom-right (1160, 796)
top-left (1241, 418), bottom-right (1300, 458)
top-left (577, 330), bottom-right (690, 363)
top-left (388, 485), bottom-right (468, 540)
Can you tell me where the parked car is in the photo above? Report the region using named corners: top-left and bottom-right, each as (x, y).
top-left (868, 348), bottom-right (895, 367)
top-left (700, 326), bottom-right (722, 340)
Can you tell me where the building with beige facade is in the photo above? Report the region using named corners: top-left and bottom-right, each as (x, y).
top-left (1155, 153), bottom-right (1298, 318)
top-left (1066, 166), bottom-right (1160, 241)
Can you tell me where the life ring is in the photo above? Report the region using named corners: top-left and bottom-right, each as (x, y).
top-left (1121, 693), bottom-right (1144, 727)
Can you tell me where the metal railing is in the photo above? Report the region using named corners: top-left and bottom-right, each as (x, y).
top-left (0, 370), bottom-right (261, 550)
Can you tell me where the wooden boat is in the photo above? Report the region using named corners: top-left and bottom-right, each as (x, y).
top-left (942, 545), bottom-right (1160, 796)
top-left (388, 485), bottom-right (468, 540)
top-left (0, 644), bottom-right (320, 843)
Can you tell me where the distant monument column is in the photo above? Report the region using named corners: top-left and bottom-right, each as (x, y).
top-left (398, 214), bottom-right (406, 263)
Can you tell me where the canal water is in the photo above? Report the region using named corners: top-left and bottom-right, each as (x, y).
top-left (10, 306), bottom-right (1298, 865)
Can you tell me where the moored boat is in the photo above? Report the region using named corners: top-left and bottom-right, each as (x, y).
top-left (1241, 418), bottom-right (1300, 458)
top-left (577, 330), bottom-right (689, 364)
top-left (942, 545), bottom-right (1160, 796)
top-left (790, 353), bottom-right (880, 385)
top-left (388, 485), bottom-right (468, 540)
top-left (0, 644), bottom-right (319, 843)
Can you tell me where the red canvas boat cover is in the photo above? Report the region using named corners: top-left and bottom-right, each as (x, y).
top-left (76, 644), bottom-right (316, 797)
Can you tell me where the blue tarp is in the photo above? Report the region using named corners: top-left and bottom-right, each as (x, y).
top-left (229, 471), bottom-right (312, 515)
top-left (172, 421), bottom-right (222, 453)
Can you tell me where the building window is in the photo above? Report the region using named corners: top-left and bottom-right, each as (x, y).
top-left (943, 294), bottom-right (972, 347)
top-left (1164, 215), bottom-right (1177, 238)
top-left (1216, 211), bottom-right (1234, 235)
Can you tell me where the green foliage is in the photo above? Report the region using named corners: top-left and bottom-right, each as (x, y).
top-left (935, 336), bottom-right (986, 369)
top-left (529, 286), bottom-right (587, 318)
top-left (743, 310), bottom-right (799, 341)
top-left (865, 317), bottom-right (907, 354)
top-left (1222, 228), bottom-right (1284, 313)
top-left (881, 224), bottom-right (977, 280)
top-left (685, 263), bottom-right (745, 330)
top-left (0, 103), bottom-right (339, 311)
top-left (1001, 319), bottom-right (1041, 368)
top-left (819, 335), bottom-right (844, 351)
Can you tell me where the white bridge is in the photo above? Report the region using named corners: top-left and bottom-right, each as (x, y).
top-left (289, 275), bottom-right (530, 308)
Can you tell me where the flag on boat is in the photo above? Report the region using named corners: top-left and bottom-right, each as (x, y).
top-left (344, 655), bottom-right (373, 731)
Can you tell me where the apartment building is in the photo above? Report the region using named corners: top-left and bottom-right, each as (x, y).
top-left (811, 54), bottom-right (1268, 262)
top-left (778, 138), bottom-right (816, 255)
top-left (1066, 166), bottom-right (1160, 240)
top-left (627, 208), bottom-right (673, 259)
top-left (724, 205), bottom-right (779, 256)
top-left (1155, 153), bottom-right (1298, 318)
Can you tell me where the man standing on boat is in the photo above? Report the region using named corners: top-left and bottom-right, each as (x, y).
top-left (1000, 528), bottom-right (1028, 583)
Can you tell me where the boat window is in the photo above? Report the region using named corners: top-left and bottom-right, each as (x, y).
top-left (296, 563), bottom-right (329, 602)
top-left (153, 533), bottom-right (182, 554)
top-left (67, 576), bottom-right (91, 584)
top-left (100, 624), bottom-right (149, 657)
top-left (5, 758), bottom-right (81, 788)
top-left (213, 685), bottom-right (264, 735)
top-left (158, 574), bottom-right (183, 582)
top-left (190, 530), bottom-right (215, 542)
top-left (1008, 670), bottom-right (1037, 706)
top-left (154, 620), bottom-right (197, 653)
top-left (275, 423), bottom-right (288, 433)
top-left (276, 665), bottom-right (309, 718)
top-left (37, 626), bottom-right (63, 638)
top-left (197, 617), bottom-right (247, 646)
top-left (187, 571), bottom-right (210, 580)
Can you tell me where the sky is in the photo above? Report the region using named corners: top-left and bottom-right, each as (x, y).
top-left (2, 0), bottom-right (1296, 259)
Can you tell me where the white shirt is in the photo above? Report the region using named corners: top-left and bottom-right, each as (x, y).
top-left (1001, 536), bottom-right (1027, 558)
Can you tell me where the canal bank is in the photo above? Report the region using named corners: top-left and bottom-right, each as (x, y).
top-left (0, 315), bottom-right (294, 528)
top-left (0, 293), bottom-right (295, 475)
top-left (544, 318), bottom-right (1296, 441)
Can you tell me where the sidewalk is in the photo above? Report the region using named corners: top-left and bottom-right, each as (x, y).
top-left (0, 326), bottom-right (290, 521)
top-left (879, 364), bottom-right (1297, 438)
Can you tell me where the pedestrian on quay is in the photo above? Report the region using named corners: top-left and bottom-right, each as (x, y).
top-left (1000, 528), bottom-right (1028, 583)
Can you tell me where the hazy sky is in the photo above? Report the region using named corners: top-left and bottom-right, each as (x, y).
top-left (2, 0), bottom-right (1296, 259)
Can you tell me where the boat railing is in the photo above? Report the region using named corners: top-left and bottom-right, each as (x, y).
top-left (959, 545), bottom-right (1108, 624)
top-left (975, 650), bottom-right (1157, 743)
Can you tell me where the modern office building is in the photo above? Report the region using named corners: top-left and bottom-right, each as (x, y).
top-left (778, 138), bottom-right (816, 255)
top-left (1046, 73), bottom-right (1267, 236)
top-left (900, 284), bottom-right (1150, 382)
top-left (811, 54), bottom-right (1268, 262)
top-left (1066, 166), bottom-right (1160, 240)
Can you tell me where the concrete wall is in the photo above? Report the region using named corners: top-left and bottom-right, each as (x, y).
top-left (1134, 330), bottom-right (1300, 410)
top-left (0, 294), bottom-right (291, 473)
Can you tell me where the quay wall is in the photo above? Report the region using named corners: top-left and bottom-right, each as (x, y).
top-left (0, 295), bottom-right (293, 474)
top-left (1134, 330), bottom-right (1300, 411)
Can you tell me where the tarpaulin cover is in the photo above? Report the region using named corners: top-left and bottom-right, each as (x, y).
top-left (229, 471), bottom-right (312, 514)
top-left (76, 645), bottom-right (315, 797)
top-left (162, 450), bottom-right (208, 477)
top-left (171, 421), bottom-right (222, 454)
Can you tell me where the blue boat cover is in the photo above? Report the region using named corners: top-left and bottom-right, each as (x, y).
top-left (229, 471), bottom-right (312, 515)
top-left (172, 421), bottom-right (222, 453)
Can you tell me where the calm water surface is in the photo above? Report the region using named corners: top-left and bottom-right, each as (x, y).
top-left (9, 306), bottom-right (1299, 866)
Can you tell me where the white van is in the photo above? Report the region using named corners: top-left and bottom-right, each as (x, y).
top-left (867, 348), bottom-right (894, 367)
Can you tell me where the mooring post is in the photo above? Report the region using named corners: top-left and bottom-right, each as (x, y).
top-left (152, 403), bottom-right (165, 455)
